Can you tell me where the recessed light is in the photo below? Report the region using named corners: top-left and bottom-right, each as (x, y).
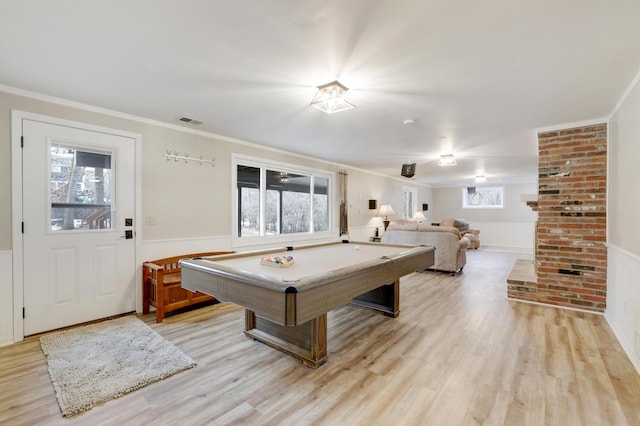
top-left (403, 119), bottom-right (415, 125)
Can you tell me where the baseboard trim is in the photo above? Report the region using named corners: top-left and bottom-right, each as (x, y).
top-left (505, 296), bottom-right (605, 316)
top-left (480, 246), bottom-right (534, 255)
top-left (607, 320), bottom-right (640, 376)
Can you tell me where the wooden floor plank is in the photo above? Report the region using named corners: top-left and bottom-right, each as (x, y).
top-left (1, 249), bottom-right (640, 425)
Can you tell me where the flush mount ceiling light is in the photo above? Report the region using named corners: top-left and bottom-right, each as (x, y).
top-left (310, 80), bottom-right (355, 114)
top-left (437, 154), bottom-right (457, 166)
top-left (475, 175), bottom-right (487, 183)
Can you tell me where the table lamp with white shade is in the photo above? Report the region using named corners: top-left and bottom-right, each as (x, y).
top-left (413, 211), bottom-right (426, 222)
top-left (378, 204), bottom-right (396, 230)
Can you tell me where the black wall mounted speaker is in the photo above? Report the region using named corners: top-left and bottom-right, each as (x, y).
top-left (467, 186), bottom-right (476, 195)
top-left (401, 163), bottom-right (416, 178)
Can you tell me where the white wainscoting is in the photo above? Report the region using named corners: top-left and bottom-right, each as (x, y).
top-left (0, 250), bottom-right (14, 347)
top-left (140, 235), bottom-right (234, 262)
top-left (352, 223), bottom-right (535, 252)
top-left (468, 221), bottom-right (535, 251)
top-left (348, 226), bottom-right (379, 243)
top-left (605, 244), bottom-right (640, 374)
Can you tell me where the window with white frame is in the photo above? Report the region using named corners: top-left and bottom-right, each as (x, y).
top-left (463, 186), bottom-right (504, 208)
top-left (235, 158), bottom-right (331, 238)
top-left (402, 186), bottom-right (418, 219)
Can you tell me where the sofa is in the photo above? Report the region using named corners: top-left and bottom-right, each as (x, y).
top-left (440, 218), bottom-right (480, 249)
top-left (381, 220), bottom-right (470, 274)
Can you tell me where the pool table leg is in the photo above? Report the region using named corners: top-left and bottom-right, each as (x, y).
top-left (244, 310), bottom-right (328, 369)
top-left (350, 279), bottom-right (400, 317)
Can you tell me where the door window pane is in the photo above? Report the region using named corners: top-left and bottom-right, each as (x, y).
top-left (50, 144), bottom-right (112, 231)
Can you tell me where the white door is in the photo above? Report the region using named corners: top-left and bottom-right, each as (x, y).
top-left (22, 119), bottom-right (136, 335)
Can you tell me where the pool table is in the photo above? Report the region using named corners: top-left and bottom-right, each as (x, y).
top-left (179, 241), bottom-right (434, 368)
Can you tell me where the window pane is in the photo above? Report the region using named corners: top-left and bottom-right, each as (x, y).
top-left (50, 144), bottom-right (112, 231)
top-left (402, 187), bottom-right (417, 219)
top-left (463, 186), bottom-right (504, 208)
top-left (313, 177), bottom-right (329, 232)
top-left (237, 165), bottom-right (261, 237)
top-left (265, 189), bottom-right (280, 235)
top-left (282, 191), bottom-right (310, 233)
top-left (235, 161), bottom-right (330, 238)
top-left (403, 191), bottom-right (413, 219)
top-left (267, 170), bottom-right (310, 234)
top-left (240, 187), bottom-right (260, 236)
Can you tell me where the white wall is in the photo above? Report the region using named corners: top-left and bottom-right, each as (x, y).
top-left (431, 183), bottom-right (537, 250)
top-left (605, 73), bottom-right (640, 373)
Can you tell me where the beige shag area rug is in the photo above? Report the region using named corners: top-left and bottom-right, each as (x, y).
top-left (40, 315), bottom-right (196, 417)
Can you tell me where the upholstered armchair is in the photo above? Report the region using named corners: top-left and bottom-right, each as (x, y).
top-left (440, 219), bottom-right (480, 249)
top-left (464, 229), bottom-right (480, 249)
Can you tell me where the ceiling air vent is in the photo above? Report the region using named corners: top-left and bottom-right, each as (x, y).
top-left (179, 116), bottom-right (202, 125)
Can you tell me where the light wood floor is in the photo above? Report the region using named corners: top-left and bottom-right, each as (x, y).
top-left (2, 250), bottom-right (640, 425)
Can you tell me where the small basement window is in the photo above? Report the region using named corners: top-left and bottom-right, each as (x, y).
top-left (463, 186), bottom-right (504, 209)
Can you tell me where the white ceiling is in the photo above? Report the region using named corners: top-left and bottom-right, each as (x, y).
top-left (2, 0), bottom-right (640, 187)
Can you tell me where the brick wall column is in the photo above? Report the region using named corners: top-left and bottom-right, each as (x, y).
top-left (509, 124), bottom-right (607, 312)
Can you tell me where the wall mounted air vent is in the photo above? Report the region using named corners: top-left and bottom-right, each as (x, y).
top-left (179, 117), bottom-right (203, 125)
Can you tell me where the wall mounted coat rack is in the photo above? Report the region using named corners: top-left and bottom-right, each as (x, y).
top-left (164, 149), bottom-right (216, 166)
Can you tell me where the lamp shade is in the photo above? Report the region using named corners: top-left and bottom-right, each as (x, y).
top-left (378, 204), bottom-right (396, 218)
top-left (413, 211), bottom-right (426, 221)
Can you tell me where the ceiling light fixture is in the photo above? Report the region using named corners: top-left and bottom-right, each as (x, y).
top-left (475, 175), bottom-right (487, 183)
top-left (437, 154), bottom-right (457, 166)
top-left (310, 80), bottom-right (355, 114)
top-left (278, 172), bottom-right (290, 183)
